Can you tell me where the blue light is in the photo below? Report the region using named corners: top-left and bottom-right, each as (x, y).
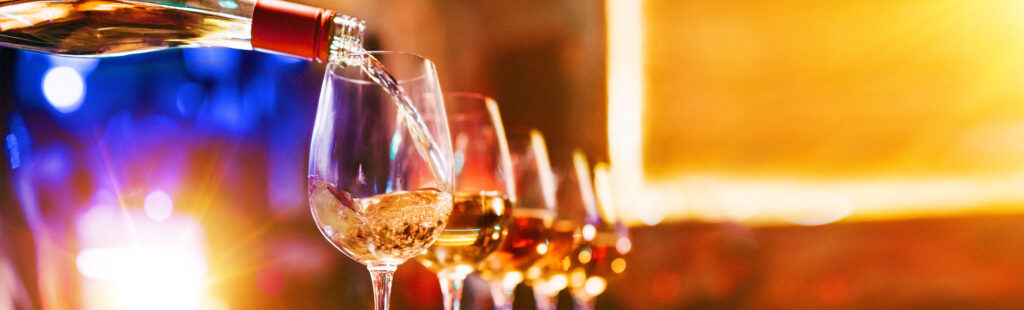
top-left (270, 54), bottom-right (305, 65)
top-left (218, 0), bottom-right (239, 9)
top-left (242, 74), bottom-right (276, 115)
top-left (42, 66), bottom-right (85, 113)
top-left (5, 114), bottom-right (31, 169)
top-left (390, 130), bottom-right (403, 161)
top-left (36, 145), bottom-right (71, 182)
top-left (206, 85), bottom-right (246, 132)
top-left (176, 82), bottom-right (203, 116)
top-left (453, 150), bottom-right (465, 177)
top-left (267, 116), bottom-right (305, 212)
top-left (385, 129), bottom-right (399, 192)
top-left (47, 55), bottom-right (99, 75)
top-left (5, 134), bottom-right (19, 169)
top-left (183, 48), bottom-right (241, 80)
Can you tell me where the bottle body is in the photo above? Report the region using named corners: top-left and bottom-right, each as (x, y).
top-left (0, 0), bottom-right (362, 62)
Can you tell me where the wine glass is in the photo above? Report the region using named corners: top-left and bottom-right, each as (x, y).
top-left (479, 129), bottom-right (564, 310)
top-left (564, 157), bottom-right (627, 310)
top-left (593, 162), bottom-right (632, 271)
top-left (415, 93), bottom-right (516, 310)
top-left (530, 150), bottom-right (598, 310)
top-left (308, 51), bottom-right (454, 310)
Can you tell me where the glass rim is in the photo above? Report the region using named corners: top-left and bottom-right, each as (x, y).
top-left (445, 91), bottom-right (495, 102)
top-left (444, 92), bottom-right (499, 120)
top-left (326, 50), bottom-right (435, 85)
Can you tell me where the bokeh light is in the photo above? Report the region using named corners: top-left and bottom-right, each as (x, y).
top-left (42, 66), bottom-right (85, 113)
top-left (144, 190), bottom-right (174, 222)
top-left (502, 271), bottom-right (523, 291)
top-left (535, 274), bottom-right (568, 296)
top-left (584, 276), bottom-right (607, 296)
top-left (616, 237), bottom-right (632, 254)
top-left (611, 258), bottom-right (627, 274)
top-left (570, 268), bottom-right (587, 288)
top-left (526, 266), bottom-right (542, 280)
top-left (578, 247), bottom-right (593, 264)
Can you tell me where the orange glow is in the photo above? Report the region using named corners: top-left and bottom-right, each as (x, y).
top-left (502, 271), bottom-right (524, 291)
top-left (534, 273), bottom-right (569, 296)
top-left (76, 208), bottom-right (213, 310)
top-left (611, 258), bottom-right (627, 274)
top-left (608, 0), bottom-right (1024, 225)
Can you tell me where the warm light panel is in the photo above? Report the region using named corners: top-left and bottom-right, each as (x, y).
top-left (609, 0), bottom-right (1024, 225)
top-left (607, 0), bottom-right (656, 224)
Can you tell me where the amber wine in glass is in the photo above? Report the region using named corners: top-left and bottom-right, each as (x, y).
top-left (415, 93), bottom-right (515, 310)
top-left (479, 129), bottom-right (560, 310)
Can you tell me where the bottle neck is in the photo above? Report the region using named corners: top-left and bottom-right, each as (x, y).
top-left (250, 0), bottom-right (364, 63)
top-left (326, 14), bottom-right (366, 65)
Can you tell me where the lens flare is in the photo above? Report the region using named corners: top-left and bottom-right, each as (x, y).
top-left (144, 190), bottom-right (174, 222)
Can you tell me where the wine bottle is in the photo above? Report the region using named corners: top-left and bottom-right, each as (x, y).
top-left (0, 0), bottom-right (365, 62)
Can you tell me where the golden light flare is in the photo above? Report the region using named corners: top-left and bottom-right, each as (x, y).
top-left (578, 248), bottom-right (592, 264)
top-left (535, 274), bottom-right (569, 295)
top-left (0, 2), bottom-right (72, 30)
top-left (608, 0), bottom-right (1024, 225)
top-left (436, 230), bottom-right (480, 246)
top-left (502, 271), bottom-right (524, 291)
top-left (536, 243), bottom-right (549, 255)
top-left (611, 258), bottom-right (627, 274)
top-left (584, 276), bottom-right (608, 296)
top-left (526, 266), bottom-right (542, 280)
top-left (75, 209), bottom-right (212, 310)
top-left (581, 224), bottom-right (596, 241)
top-left (570, 268), bottom-right (587, 288)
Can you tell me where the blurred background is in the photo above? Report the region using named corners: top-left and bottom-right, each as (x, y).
top-left (7, 0), bottom-right (1024, 309)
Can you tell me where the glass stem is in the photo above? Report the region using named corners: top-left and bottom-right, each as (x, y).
top-left (489, 281), bottom-right (514, 310)
top-left (533, 286), bottom-right (557, 310)
top-left (438, 273), bottom-right (466, 310)
top-left (368, 265), bottom-right (397, 310)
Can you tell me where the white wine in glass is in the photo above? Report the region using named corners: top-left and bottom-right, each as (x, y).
top-left (479, 129), bottom-right (561, 310)
top-left (418, 193), bottom-right (512, 274)
top-left (530, 150), bottom-right (601, 310)
top-left (309, 51), bottom-right (454, 310)
top-left (310, 178), bottom-right (452, 266)
top-left (416, 93), bottom-right (516, 310)
top-left (565, 160), bottom-right (631, 310)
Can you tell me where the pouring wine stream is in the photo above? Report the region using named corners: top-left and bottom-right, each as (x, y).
top-left (354, 54), bottom-right (452, 188)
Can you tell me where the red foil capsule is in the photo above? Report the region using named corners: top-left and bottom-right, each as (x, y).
top-left (251, 0), bottom-right (335, 62)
